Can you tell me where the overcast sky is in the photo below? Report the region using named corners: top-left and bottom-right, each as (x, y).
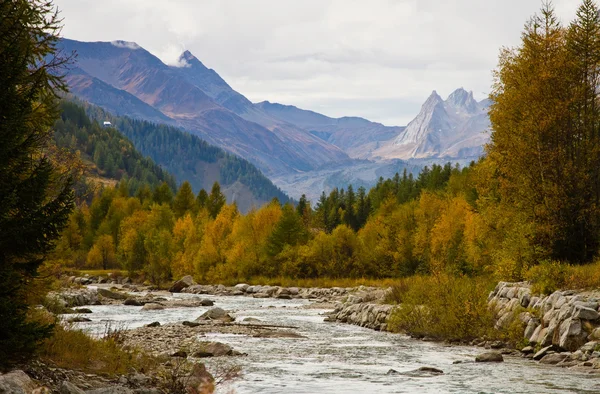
top-left (54, 0), bottom-right (578, 126)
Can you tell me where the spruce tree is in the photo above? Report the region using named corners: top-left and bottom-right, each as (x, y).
top-left (0, 0), bottom-right (74, 369)
top-left (173, 181), bottom-right (196, 217)
top-left (207, 182), bottom-right (226, 219)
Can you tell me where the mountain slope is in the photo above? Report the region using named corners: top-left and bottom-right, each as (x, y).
top-left (81, 101), bottom-right (291, 211)
top-left (59, 39), bottom-right (349, 176)
top-left (374, 88), bottom-right (490, 160)
top-left (53, 100), bottom-right (177, 196)
top-left (255, 101), bottom-right (404, 158)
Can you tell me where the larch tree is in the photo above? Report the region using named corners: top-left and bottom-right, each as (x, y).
top-left (0, 0), bottom-right (74, 368)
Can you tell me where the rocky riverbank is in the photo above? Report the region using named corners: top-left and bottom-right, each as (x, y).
top-left (489, 281), bottom-right (600, 367)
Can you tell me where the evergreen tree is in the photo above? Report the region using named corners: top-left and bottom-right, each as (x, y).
top-left (196, 189), bottom-right (208, 209)
top-left (173, 181), bottom-right (196, 217)
top-left (0, 0), bottom-right (74, 368)
top-left (207, 182), bottom-right (226, 219)
top-left (266, 203), bottom-right (307, 257)
top-left (153, 182), bottom-right (173, 205)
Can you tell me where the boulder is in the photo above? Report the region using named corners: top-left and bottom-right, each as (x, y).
top-left (170, 350), bottom-right (188, 358)
top-left (67, 317), bottom-right (91, 323)
top-left (195, 307), bottom-right (234, 322)
top-left (97, 288), bottom-right (128, 300)
top-left (146, 321), bottom-right (160, 328)
top-left (533, 345), bottom-right (554, 361)
top-left (573, 306), bottom-right (600, 321)
top-left (475, 351), bottom-right (504, 362)
top-left (179, 363), bottom-right (214, 393)
top-left (0, 370), bottom-right (37, 393)
top-left (74, 308), bottom-right (93, 314)
top-left (182, 321), bottom-right (201, 327)
top-left (521, 346), bottom-right (535, 354)
top-left (124, 299), bottom-right (142, 306)
top-left (558, 318), bottom-right (587, 351)
top-left (169, 275), bottom-right (196, 293)
top-left (192, 341), bottom-right (234, 357)
top-left (60, 381), bottom-right (85, 394)
top-left (540, 353), bottom-right (570, 365)
top-left (141, 303), bottom-right (164, 311)
top-left (234, 283), bottom-right (249, 292)
top-left (200, 299), bottom-right (214, 306)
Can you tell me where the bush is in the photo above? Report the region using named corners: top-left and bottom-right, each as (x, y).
top-left (387, 275), bottom-right (497, 341)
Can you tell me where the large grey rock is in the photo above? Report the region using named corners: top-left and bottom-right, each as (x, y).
top-left (61, 381), bottom-right (85, 394)
top-left (475, 352), bottom-right (504, 362)
top-left (179, 363), bottom-right (213, 393)
top-left (559, 318), bottom-right (587, 351)
top-left (192, 341), bottom-right (234, 357)
top-left (97, 288), bottom-right (128, 300)
top-left (539, 353), bottom-right (570, 365)
top-left (533, 345), bottom-right (554, 361)
top-left (0, 370), bottom-right (37, 393)
top-left (195, 307), bottom-right (234, 322)
top-left (169, 275), bottom-right (196, 293)
top-left (573, 306), bottom-right (600, 321)
top-left (234, 283), bottom-right (249, 292)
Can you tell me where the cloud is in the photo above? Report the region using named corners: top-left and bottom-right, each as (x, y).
top-left (55, 0), bottom-right (580, 125)
top-left (110, 40), bottom-right (140, 50)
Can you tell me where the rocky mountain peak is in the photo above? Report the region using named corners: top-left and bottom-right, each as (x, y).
top-left (446, 88), bottom-right (479, 113)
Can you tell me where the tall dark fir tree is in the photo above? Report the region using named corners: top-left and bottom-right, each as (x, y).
top-left (0, 0), bottom-right (74, 368)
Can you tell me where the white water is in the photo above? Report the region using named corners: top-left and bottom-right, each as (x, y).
top-left (71, 291), bottom-right (600, 394)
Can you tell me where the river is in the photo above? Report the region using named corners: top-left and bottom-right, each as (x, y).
top-left (75, 290), bottom-right (600, 394)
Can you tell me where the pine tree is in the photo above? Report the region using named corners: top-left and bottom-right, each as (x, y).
top-left (196, 189), bottom-right (209, 209)
top-left (173, 181), bottom-right (196, 217)
top-left (207, 182), bottom-right (226, 219)
top-left (0, 0), bottom-right (74, 368)
top-left (266, 204), bottom-right (307, 257)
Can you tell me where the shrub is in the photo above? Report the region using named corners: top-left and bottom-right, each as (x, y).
top-left (387, 274), bottom-right (497, 341)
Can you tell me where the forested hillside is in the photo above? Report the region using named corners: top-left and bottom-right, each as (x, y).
top-left (54, 101), bottom-right (177, 197)
top-left (79, 101), bottom-right (290, 210)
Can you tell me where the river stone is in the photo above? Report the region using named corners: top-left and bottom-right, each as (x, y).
top-left (533, 345), bottom-right (554, 360)
top-left (97, 288), bottom-right (128, 300)
top-left (169, 275), bottom-right (196, 293)
top-left (573, 306), bottom-right (600, 321)
top-left (146, 321), bottom-right (160, 327)
top-left (182, 321), bottom-right (201, 327)
top-left (475, 351), bottom-right (504, 362)
top-left (196, 307), bottom-right (234, 322)
top-left (141, 303), bottom-right (164, 311)
top-left (559, 318), bottom-right (587, 351)
top-left (60, 381), bottom-right (85, 394)
top-left (75, 308), bottom-right (93, 314)
top-left (0, 370), bottom-right (37, 393)
top-left (124, 298), bottom-right (142, 306)
top-left (179, 363), bottom-right (214, 393)
top-left (540, 353), bottom-right (570, 365)
top-left (192, 341), bottom-right (234, 357)
top-left (234, 283), bottom-right (249, 292)
top-left (170, 350), bottom-right (188, 358)
top-left (67, 317), bottom-right (91, 323)
top-left (199, 299), bottom-right (214, 306)
top-left (253, 293), bottom-right (270, 299)
top-left (521, 346), bottom-right (535, 354)
top-left (243, 317), bottom-right (263, 323)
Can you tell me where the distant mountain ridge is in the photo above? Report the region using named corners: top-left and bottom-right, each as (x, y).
top-left (58, 38), bottom-right (491, 200)
top-left (59, 39), bottom-right (348, 176)
top-left (373, 88), bottom-right (490, 160)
